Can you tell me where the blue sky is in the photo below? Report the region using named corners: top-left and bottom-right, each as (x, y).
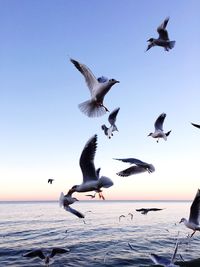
top-left (1, 0), bottom-right (200, 201)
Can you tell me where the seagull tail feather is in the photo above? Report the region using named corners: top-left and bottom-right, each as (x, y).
top-left (78, 100), bottom-right (107, 118)
top-left (169, 41), bottom-right (175, 49)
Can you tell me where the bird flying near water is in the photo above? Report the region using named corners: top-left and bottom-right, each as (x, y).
top-left (148, 113), bottom-right (171, 142)
top-left (70, 58), bottom-right (120, 118)
top-left (114, 158), bottom-right (155, 177)
top-left (101, 107), bottom-right (120, 139)
top-left (146, 17), bottom-right (175, 52)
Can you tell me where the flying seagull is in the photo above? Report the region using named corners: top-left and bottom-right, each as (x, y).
top-left (149, 239), bottom-right (179, 267)
top-left (48, 178), bottom-right (54, 184)
top-left (59, 191), bottom-right (85, 219)
top-left (179, 189), bottom-right (200, 237)
top-left (68, 134), bottom-right (113, 200)
top-left (146, 17), bottom-right (175, 52)
top-left (191, 122), bottom-right (200, 129)
top-left (119, 214), bottom-right (126, 221)
top-left (148, 113), bottom-right (171, 142)
top-left (136, 208), bottom-right (164, 215)
top-left (113, 158), bottom-right (155, 177)
top-left (70, 58), bottom-right (120, 118)
top-left (23, 248), bottom-right (69, 267)
top-left (101, 107), bottom-right (120, 139)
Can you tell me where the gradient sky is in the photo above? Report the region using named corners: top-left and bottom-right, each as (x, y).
top-left (1, 0), bottom-right (200, 201)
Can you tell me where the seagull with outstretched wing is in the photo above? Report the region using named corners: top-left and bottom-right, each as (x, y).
top-left (70, 58), bottom-right (119, 118)
top-left (114, 157), bottom-right (155, 177)
top-left (146, 17), bottom-right (175, 52)
top-left (102, 107), bottom-right (120, 139)
top-left (148, 113), bottom-right (171, 142)
top-left (68, 135), bottom-right (113, 200)
top-left (179, 189), bottom-right (200, 237)
top-left (23, 247), bottom-right (69, 266)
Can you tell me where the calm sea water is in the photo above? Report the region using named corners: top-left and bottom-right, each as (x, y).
top-left (0, 200), bottom-right (199, 267)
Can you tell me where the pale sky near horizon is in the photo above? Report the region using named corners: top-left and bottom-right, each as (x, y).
top-left (1, 0), bottom-right (200, 201)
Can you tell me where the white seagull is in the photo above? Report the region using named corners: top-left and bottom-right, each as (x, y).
top-left (68, 134), bottom-right (113, 199)
top-left (148, 113), bottom-right (171, 142)
top-left (146, 17), bottom-right (175, 52)
top-left (179, 188), bottom-right (200, 237)
top-left (70, 58), bottom-right (120, 117)
top-left (23, 248), bottom-right (69, 267)
top-left (113, 158), bottom-right (155, 177)
top-left (59, 191), bottom-right (85, 219)
top-left (149, 240), bottom-right (179, 267)
top-left (101, 107), bottom-right (120, 139)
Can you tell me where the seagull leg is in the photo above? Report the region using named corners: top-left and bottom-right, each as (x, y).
top-left (190, 231), bottom-right (196, 238)
top-left (98, 192), bottom-right (105, 200)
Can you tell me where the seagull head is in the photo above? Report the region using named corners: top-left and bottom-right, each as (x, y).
top-left (147, 38), bottom-right (154, 43)
top-left (179, 218), bottom-right (186, 224)
top-left (69, 186), bottom-right (78, 193)
top-left (101, 124), bottom-right (106, 130)
top-left (147, 132), bottom-right (153, 137)
top-left (109, 78), bottom-right (120, 84)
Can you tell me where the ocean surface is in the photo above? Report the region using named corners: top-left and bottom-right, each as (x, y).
top-left (0, 200), bottom-right (200, 267)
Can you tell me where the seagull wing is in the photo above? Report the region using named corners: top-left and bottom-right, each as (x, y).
top-left (64, 205), bottom-right (85, 219)
top-left (108, 107), bottom-right (120, 126)
top-left (154, 113), bottom-right (166, 131)
top-left (189, 189), bottom-right (200, 225)
top-left (113, 157), bottom-right (146, 165)
top-left (79, 134), bottom-right (98, 183)
top-left (50, 248), bottom-right (69, 258)
top-left (150, 253), bottom-right (171, 265)
top-left (23, 249), bottom-right (45, 259)
top-left (171, 240), bottom-right (179, 263)
top-left (70, 58), bottom-right (98, 94)
top-left (157, 17), bottom-right (170, 40)
top-left (191, 122), bottom-right (200, 129)
top-left (116, 165), bottom-right (147, 177)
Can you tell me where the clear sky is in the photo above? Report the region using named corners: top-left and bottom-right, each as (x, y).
top-left (1, 0), bottom-right (200, 201)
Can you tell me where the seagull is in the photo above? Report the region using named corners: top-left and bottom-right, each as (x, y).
top-left (136, 208), bottom-right (164, 215)
top-left (179, 189), bottom-right (200, 237)
top-left (119, 214), bottom-right (126, 221)
top-left (149, 240), bottom-right (179, 267)
top-left (113, 158), bottom-right (155, 177)
top-left (101, 107), bottom-right (120, 139)
top-left (148, 113), bottom-right (171, 142)
top-left (191, 122), bottom-right (200, 129)
top-left (128, 213), bottom-right (133, 220)
top-left (68, 134), bottom-right (113, 200)
top-left (23, 248), bottom-right (69, 267)
top-left (59, 191), bottom-right (85, 219)
top-left (146, 17), bottom-right (175, 52)
top-left (48, 178), bottom-right (54, 184)
top-left (70, 58), bottom-right (120, 117)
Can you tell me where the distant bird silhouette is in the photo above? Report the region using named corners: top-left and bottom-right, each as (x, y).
top-left (59, 191), bottom-right (85, 219)
top-left (114, 158), bottom-right (155, 177)
top-left (23, 247), bottom-right (69, 267)
top-left (148, 113), bottom-right (171, 142)
top-left (119, 215), bottom-right (126, 221)
top-left (68, 135), bottom-right (113, 200)
top-left (85, 193), bottom-right (96, 199)
top-left (101, 107), bottom-right (120, 139)
top-left (149, 239), bottom-right (179, 267)
top-left (136, 208), bottom-right (164, 215)
top-left (191, 122), bottom-right (200, 129)
top-left (179, 188), bottom-right (200, 237)
top-left (70, 58), bottom-right (119, 117)
top-left (48, 178), bottom-right (54, 184)
top-left (146, 17), bottom-right (175, 52)
top-left (128, 213), bottom-right (133, 220)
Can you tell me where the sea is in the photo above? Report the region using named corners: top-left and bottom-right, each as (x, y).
top-left (0, 200), bottom-right (200, 267)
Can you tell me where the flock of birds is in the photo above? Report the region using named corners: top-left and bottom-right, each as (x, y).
top-left (23, 17), bottom-right (200, 266)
